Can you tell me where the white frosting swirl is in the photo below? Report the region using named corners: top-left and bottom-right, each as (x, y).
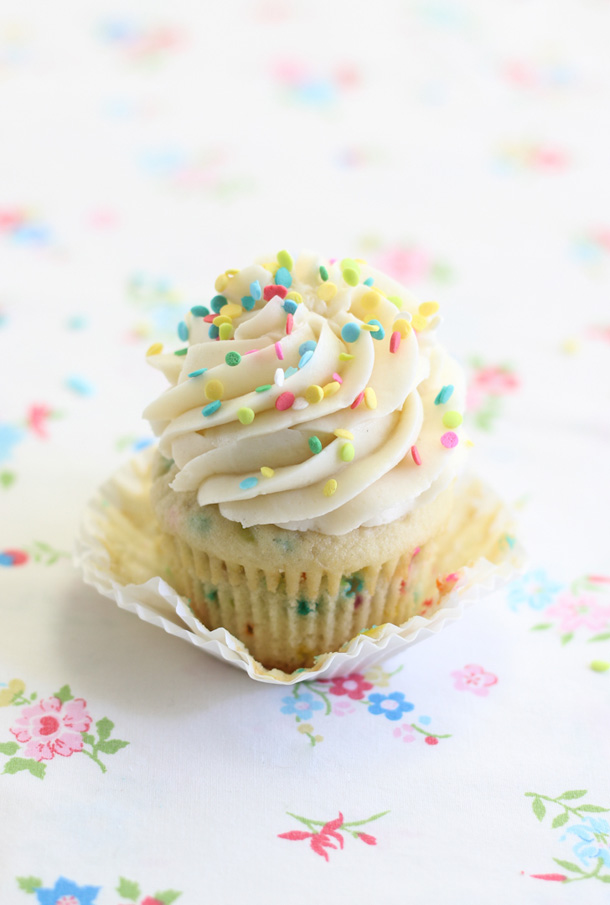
top-left (144, 252), bottom-right (467, 534)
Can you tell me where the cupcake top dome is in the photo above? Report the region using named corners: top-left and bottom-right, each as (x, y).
top-left (143, 250), bottom-right (468, 535)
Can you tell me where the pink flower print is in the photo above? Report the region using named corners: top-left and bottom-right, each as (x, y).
top-left (10, 696), bottom-right (91, 761)
top-left (321, 673), bottom-right (373, 700)
top-left (451, 664), bottom-right (498, 697)
top-left (545, 592), bottom-right (610, 633)
top-left (332, 699), bottom-right (356, 717)
top-left (467, 366), bottom-right (519, 411)
top-left (393, 724), bottom-right (416, 743)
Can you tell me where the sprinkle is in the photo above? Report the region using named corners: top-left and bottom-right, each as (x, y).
top-left (411, 445), bottom-right (422, 466)
top-left (350, 391), bottom-right (365, 409)
top-left (275, 341), bottom-right (284, 360)
top-left (240, 476), bottom-right (259, 490)
top-left (275, 391), bottom-right (295, 411)
top-left (205, 379), bottom-right (224, 401)
top-left (419, 301), bottom-right (440, 317)
top-left (263, 261), bottom-right (279, 275)
top-left (341, 257), bottom-right (359, 270)
top-left (245, 349), bottom-right (258, 355)
top-left (317, 282), bottom-right (337, 302)
top-left (286, 291), bottom-right (303, 303)
top-left (177, 321), bottom-right (189, 341)
top-left (250, 280), bottom-right (262, 300)
top-left (389, 331), bottom-right (401, 353)
top-left (222, 303), bottom-right (243, 319)
top-left (285, 366), bottom-right (298, 378)
top-left (305, 385), bottom-right (324, 404)
top-left (332, 372), bottom-right (343, 384)
top-left (277, 249), bottom-right (293, 270)
top-left (361, 290), bottom-right (382, 311)
top-left (363, 277), bottom-right (374, 286)
top-left (211, 295), bottom-right (227, 313)
top-left (208, 325), bottom-right (219, 339)
top-left (174, 347), bottom-right (188, 355)
top-left (342, 267), bottom-right (359, 286)
top-left (202, 400), bottom-right (221, 417)
top-left (237, 407), bottom-right (255, 424)
top-left (255, 384), bottom-right (272, 392)
top-left (261, 466), bottom-right (275, 478)
top-left (441, 431), bottom-right (459, 449)
top-left (219, 323), bottom-right (233, 340)
top-left (188, 368), bottom-right (207, 377)
top-left (283, 299), bottom-right (297, 314)
top-left (396, 310), bottom-right (412, 322)
top-left (367, 319), bottom-right (385, 340)
top-left (293, 396), bottom-right (308, 410)
top-left (203, 314), bottom-right (217, 322)
top-left (225, 351), bottom-right (241, 367)
top-left (340, 443), bottom-right (355, 462)
top-left (393, 318), bottom-right (412, 339)
top-left (213, 315), bottom-right (232, 326)
top-left (66, 375), bottom-right (95, 396)
top-left (387, 295), bottom-right (403, 308)
top-left (442, 411), bottom-right (463, 429)
top-left (299, 349), bottom-right (314, 368)
top-left (299, 340), bottom-right (317, 355)
top-left (323, 479), bottom-right (338, 497)
top-left (286, 313), bottom-right (294, 334)
top-left (323, 381), bottom-right (341, 397)
top-left (364, 387), bottom-right (377, 409)
top-left (274, 367), bottom-right (285, 386)
top-left (215, 274), bottom-right (229, 292)
top-left (146, 342), bottom-right (163, 356)
top-left (341, 322), bottom-right (361, 343)
top-left (319, 265), bottom-right (329, 281)
top-left (308, 436), bottom-right (323, 454)
top-left (412, 314), bottom-right (428, 332)
top-left (264, 284), bottom-right (288, 301)
top-left (434, 385), bottom-right (454, 405)
top-left (241, 295), bottom-right (256, 311)
top-left (339, 352), bottom-right (354, 361)
top-left (225, 269), bottom-right (239, 277)
top-left (334, 429), bottom-right (353, 440)
top-left (275, 266), bottom-right (292, 288)
top-left (190, 306), bottom-right (209, 317)
top-left (591, 660), bottom-right (610, 673)
top-left (359, 322), bottom-right (378, 332)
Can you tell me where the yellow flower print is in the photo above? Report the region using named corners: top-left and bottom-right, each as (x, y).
top-left (0, 679), bottom-right (26, 707)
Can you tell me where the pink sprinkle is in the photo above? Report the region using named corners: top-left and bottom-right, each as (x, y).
top-left (286, 313), bottom-right (294, 335)
top-left (203, 314), bottom-right (216, 323)
top-left (275, 341), bottom-right (284, 360)
top-left (275, 391), bottom-right (295, 411)
top-left (329, 257), bottom-right (337, 264)
top-left (350, 391), bottom-right (365, 409)
top-left (245, 349), bottom-right (257, 355)
top-left (264, 284), bottom-right (288, 301)
top-left (413, 546), bottom-right (421, 556)
top-left (411, 445), bottom-right (422, 466)
top-left (332, 372), bottom-right (343, 384)
top-left (445, 572), bottom-right (460, 583)
top-left (390, 331), bottom-right (401, 353)
top-left (441, 431), bottom-right (459, 449)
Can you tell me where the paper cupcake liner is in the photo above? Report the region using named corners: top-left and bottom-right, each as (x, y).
top-left (75, 447), bottom-right (525, 685)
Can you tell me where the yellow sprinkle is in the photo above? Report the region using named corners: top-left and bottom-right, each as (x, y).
top-left (213, 315), bottom-right (232, 326)
top-left (334, 429), bottom-right (354, 440)
top-left (146, 342), bottom-right (163, 356)
top-left (387, 295), bottom-right (403, 308)
top-left (394, 318), bottom-right (412, 339)
top-left (419, 301), bottom-right (439, 317)
top-left (339, 352), bottom-right (354, 361)
top-left (222, 303), bottom-right (243, 319)
top-left (225, 268), bottom-right (239, 278)
top-left (261, 466), bottom-right (275, 478)
top-left (215, 274), bottom-right (229, 292)
top-left (323, 381), bottom-right (341, 397)
top-left (317, 282), bottom-right (338, 302)
top-left (354, 257), bottom-right (367, 265)
top-left (323, 479), bottom-right (338, 497)
top-left (286, 290), bottom-right (303, 303)
top-left (360, 322), bottom-right (378, 332)
top-left (465, 439), bottom-right (475, 448)
top-left (412, 314), bottom-right (428, 332)
top-left (305, 384), bottom-right (324, 404)
top-left (263, 261), bottom-right (279, 276)
top-left (364, 387), bottom-right (377, 409)
top-left (219, 323), bottom-right (234, 340)
top-left (360, 290), bottom-right (382, 311)
top-left (205, 379), bottom-right (224, 401)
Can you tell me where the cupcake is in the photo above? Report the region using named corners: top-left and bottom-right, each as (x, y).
top-left (143, 251), bottom-right (469, 673)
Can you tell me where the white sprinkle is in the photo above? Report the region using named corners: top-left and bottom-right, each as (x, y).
top-left (274, 367), bottom-right (285, 387)
top-left (396, 311), bottom-right (412, 322)
top-left (292, 396), bottom-right (309, 410)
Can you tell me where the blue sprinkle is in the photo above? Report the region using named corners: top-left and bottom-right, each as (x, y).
top-left (299, 349), bottom-right (314, 368)
top-left (250, 280), bottom-right (261, 300)
top-left (208, 324), bottom-right (219, 339)
top-left (190, 305), bottom-right (209, 317)
top-left (434, 384), bottom-right (454, 405)
top-left (178, 320), bottom-right (189, 341)
top-left (285, 366), bottom-right (298, 378)
top-left (341, 323), bottom-right (361, 343)
top-left (188, 368), bottom-right (207, 378)
top-left (283, 299), bottom-right (297, 314)
top-left (299, 340), bottom-right (317, 355)
top-left (211, 295), bottom-right (227, 313)
top-left (241, 295), bottom-right (256, 311)
top-left (239, 476), bottom-right (259, 490)
top-left (368, 319), bottom-right (385, 340)
top-left (202, 400), bottom-right (221, 417)
top-left (363, 277), bottom-right (374, 286)
top-left (0, 552), bottom-right (15, 566)
top-left (275, 267), bottom-right (293, 288)
top-left (65, 375), bottom-right (95, 396)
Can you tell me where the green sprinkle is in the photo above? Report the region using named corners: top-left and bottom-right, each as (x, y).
top-left (308, 436), bottom-right (322, 454)
top-left (387, 295), bottom-right (403, 308)
top-left (190, 305), bottom-right (209, 317)
top-left (225, 351), bottom-right (241, 366)
top-left (174, 348), bottom-right (188, 356)
top-left (211, 295), bottom-right (227, 313)
top-left (255, 384), bottom-right (272, 393)
top-left (340, 442), bottom-right (355, 462)
top-left (277, 249), bottom-right (293, 270)
top-left (591, 660), bottom-right (610, 673)
top-left (319, 265), bottom-right (329, 281)
top-left (342, 267), bottom-right (359, 286)
top-left (237, 407), bottom-right (255, 424)
top-left (442, 411), bottom-right (463, 429)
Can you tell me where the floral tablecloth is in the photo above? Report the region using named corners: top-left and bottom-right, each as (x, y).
top-left (1, 1), bottom-right (610, 902)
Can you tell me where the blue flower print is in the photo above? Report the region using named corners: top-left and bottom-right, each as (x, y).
top-left (36, 877), bottom-right (100, 905)
top-left (0, 423), bottom-right (24, 463)
top-left (506, 569), bottom-right (563, 611)
top-left (281, 692), bottom-right (324, 721)
top-left (567, 817), bottom-right (610, 868)
top-left (367, 692), bottom-right (414, 722)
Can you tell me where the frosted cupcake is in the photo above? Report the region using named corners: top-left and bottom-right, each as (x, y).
top-left (144, 251), bottom-right (469, 672)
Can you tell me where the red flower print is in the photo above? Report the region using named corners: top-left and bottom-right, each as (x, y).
top-left (10, 696), bottom-right (91, 761)
top-left (279, 813), bottom-right (345, 861)
top-left (531, 873), bottom-right (567, 882)
top-left (451, 664), bottom-right (498, 697)
top-left (321, 673), bottom-right (373, 700)
top-left (357, 833), bottom-right (377, 845)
